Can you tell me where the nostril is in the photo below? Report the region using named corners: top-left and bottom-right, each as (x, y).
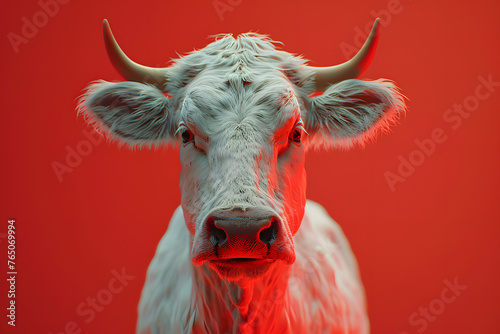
top-left (209, 218), bottom-right (227, 246)
top-left (259, 219), bottom-right (278, 245)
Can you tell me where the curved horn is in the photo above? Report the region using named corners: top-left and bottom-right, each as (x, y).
top-left (102, 19), bottom-right (169, 90)
top-left (308, 18), bottom-right (381, 91)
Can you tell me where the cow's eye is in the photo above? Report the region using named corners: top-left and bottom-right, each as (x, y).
top-left (181, 129), bottom-right (194, 144)
top-left (289, 128), bottom-right (302, 143)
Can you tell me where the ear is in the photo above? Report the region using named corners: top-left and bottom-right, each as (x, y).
top-left (305, 79), bottom-right (406, 149)
top-left (79, 80), bottom-right (177, 147)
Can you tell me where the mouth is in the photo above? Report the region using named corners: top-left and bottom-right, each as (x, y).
top-left (208, 257), bottom-right (276, 280)
top-left (211, 257), bottom-right (274, 265)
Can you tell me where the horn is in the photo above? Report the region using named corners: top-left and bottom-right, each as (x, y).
top-left (102, 19), bottom-right (169, 90)
top-left (308, 18), bottom-right (381, 91)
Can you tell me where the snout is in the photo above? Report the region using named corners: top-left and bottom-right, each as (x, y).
top-left (209, 215), bottom-right (278, 251)
top-left (191, 208), bottom-right (296, 270)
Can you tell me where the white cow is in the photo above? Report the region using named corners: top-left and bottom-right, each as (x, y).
top-left (80, 18), bottom-right (405, 334)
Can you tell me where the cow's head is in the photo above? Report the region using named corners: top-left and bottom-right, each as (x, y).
top-left (80, 19), bottom-right (405, 281)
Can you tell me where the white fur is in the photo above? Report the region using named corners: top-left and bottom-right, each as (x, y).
top-left (137, 201), bottom-right (368, 334)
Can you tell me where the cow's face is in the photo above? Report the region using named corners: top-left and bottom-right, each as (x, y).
top-left (81, 20), bottom-right (406, 281)
top-left (178, 74), bottom-right (307, 279)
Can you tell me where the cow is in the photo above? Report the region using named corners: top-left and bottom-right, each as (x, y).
top-left (79, 18), bottom-right (405, 334)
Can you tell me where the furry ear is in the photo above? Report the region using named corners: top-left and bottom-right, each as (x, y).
top-left (79, 80), bottom-right (177, 147)
top-left (305, 79), bottom-right (406, 149)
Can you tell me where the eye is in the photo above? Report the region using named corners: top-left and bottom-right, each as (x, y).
top-left (181, 128), bottom-right (194, 144)
top-left (289, 128), bottom-right (302, 143)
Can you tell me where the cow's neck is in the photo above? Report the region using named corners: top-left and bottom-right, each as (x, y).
top-left (192, 261), bottom-right (291, 333)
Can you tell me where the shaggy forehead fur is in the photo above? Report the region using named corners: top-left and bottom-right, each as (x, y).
top-left (182, 77), bottom-right (300, 139)
top-left (166, 33), bottom-right (315, 113)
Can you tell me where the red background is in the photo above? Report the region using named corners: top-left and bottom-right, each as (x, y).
top-left (1, 0), bottom-right (499, 333)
